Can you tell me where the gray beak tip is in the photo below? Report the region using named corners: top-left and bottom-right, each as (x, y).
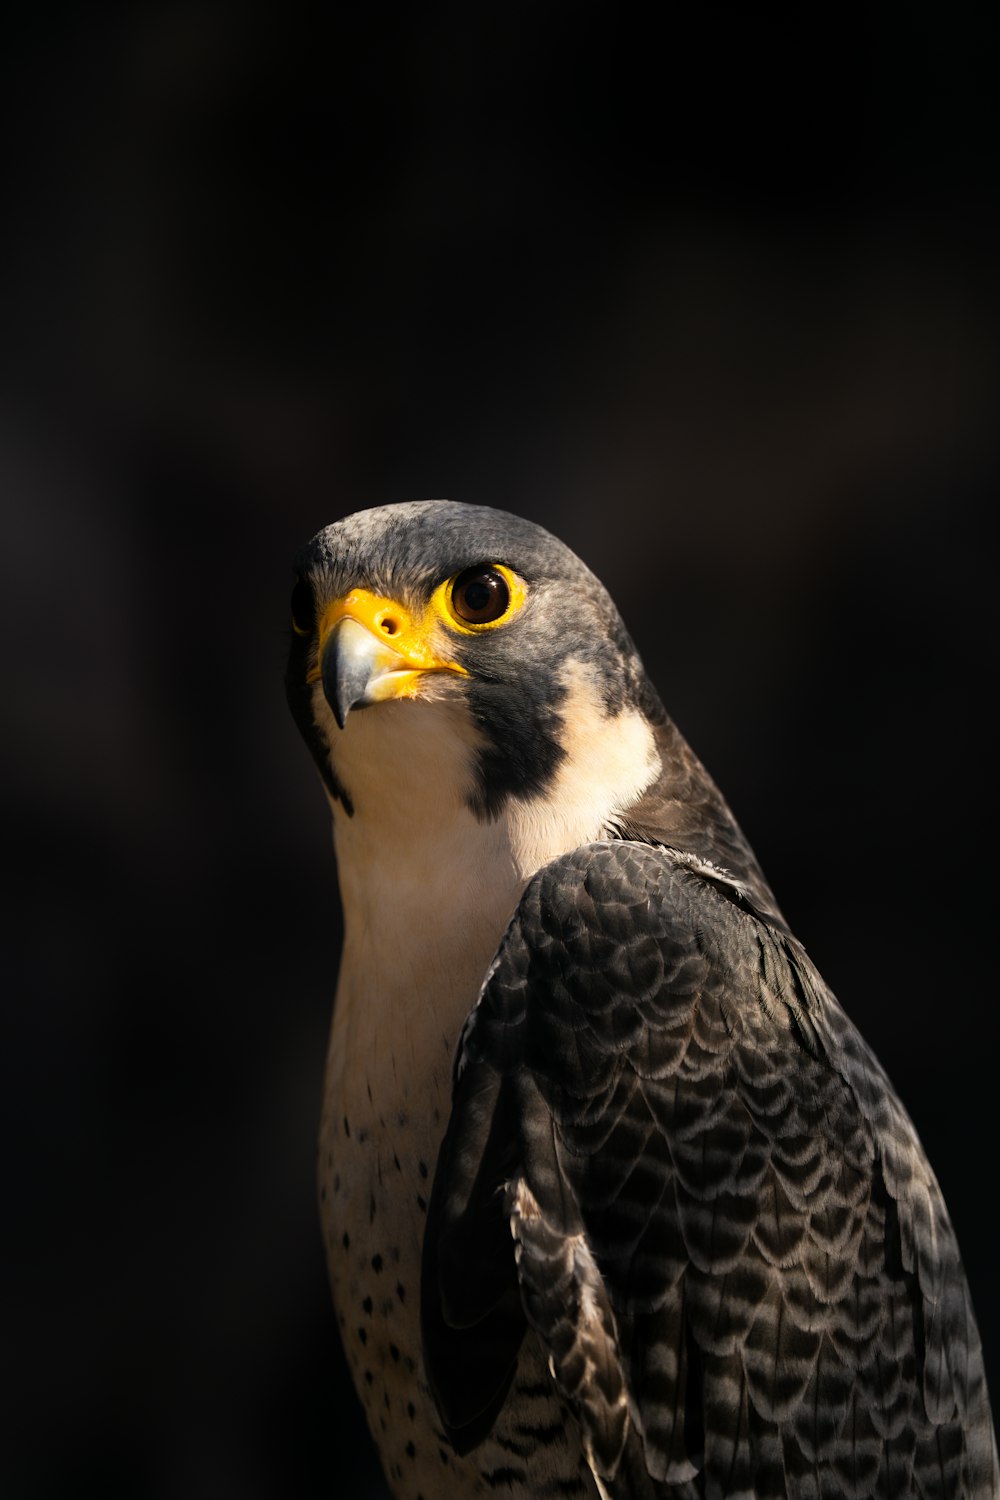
top-left (321, 619), bottom-right (375, 730)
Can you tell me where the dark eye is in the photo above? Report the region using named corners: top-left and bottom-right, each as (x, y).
top-left (290, 576), bottom-right (315, 636)
top-left (450, 566), bottom-right (511, 625)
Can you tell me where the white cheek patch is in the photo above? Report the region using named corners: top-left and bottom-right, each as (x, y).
top-left (504, 659), bottom-right (661, 880)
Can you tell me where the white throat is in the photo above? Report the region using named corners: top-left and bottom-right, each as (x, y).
top-left (318, 660), bottom-right (661, 1073)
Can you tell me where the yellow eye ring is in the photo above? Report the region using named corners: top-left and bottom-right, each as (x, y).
top-left (432, 563), bottom-right (526, 634)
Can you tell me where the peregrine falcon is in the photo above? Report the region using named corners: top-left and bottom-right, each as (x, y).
top-left (285, 500), bottom-right (998, 1500)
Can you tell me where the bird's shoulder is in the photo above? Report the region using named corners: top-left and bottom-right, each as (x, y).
top-left (461, 835), bottom-right (842, 1101)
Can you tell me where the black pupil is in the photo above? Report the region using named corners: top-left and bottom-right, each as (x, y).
top-left (454, 567), bottom-right (509, 623)
top-left (465, 580), bottom-right (492, 612)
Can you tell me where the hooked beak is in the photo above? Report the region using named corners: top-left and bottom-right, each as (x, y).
top-left (321, 616), bottom-right (416, 729)
top-left (312, 589), bottom-right (468, 729)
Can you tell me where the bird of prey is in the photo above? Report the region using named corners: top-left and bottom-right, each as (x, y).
top-left (285, 500), bottom-right (997, 1500)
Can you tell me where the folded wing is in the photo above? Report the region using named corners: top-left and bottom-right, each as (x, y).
top-left (422, 841), bottom-right (998, 1499)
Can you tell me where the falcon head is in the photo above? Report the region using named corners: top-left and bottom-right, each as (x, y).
top-left (286, 499), bottom-right (772, 907)
top-left (286, 499), bottom-right (664, 823)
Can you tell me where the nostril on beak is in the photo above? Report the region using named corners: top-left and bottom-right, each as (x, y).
top-left (378, 614), bottom-right (400, 636)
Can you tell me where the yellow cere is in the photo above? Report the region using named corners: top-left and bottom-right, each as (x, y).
top-left (306, 586), bottom-right (469, 685)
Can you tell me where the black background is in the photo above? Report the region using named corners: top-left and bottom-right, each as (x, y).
top-left (3, 6), bottom-right (998, 1498)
